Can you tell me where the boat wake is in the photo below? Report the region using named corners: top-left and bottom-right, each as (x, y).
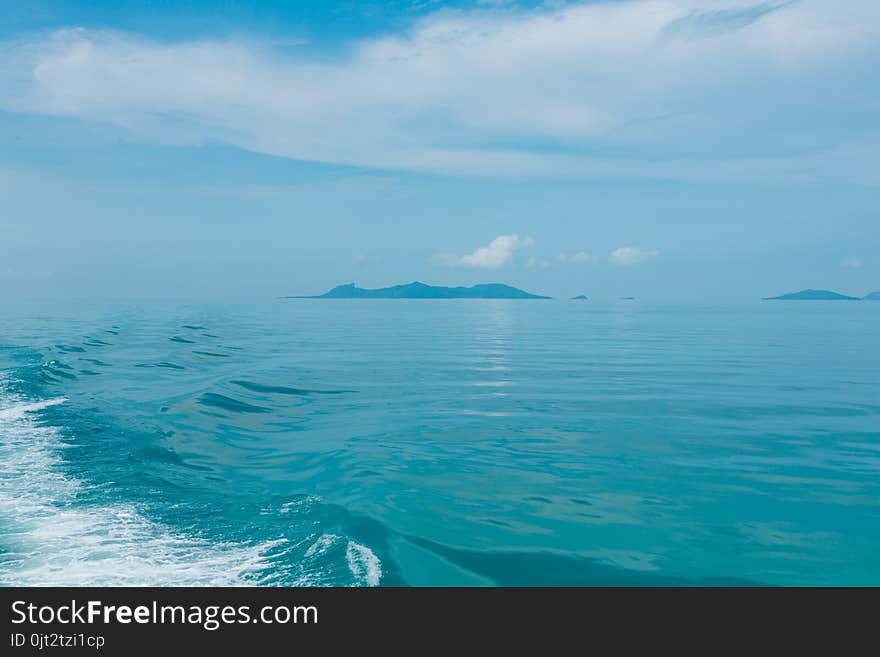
top-left (0, 382), bottom-right (381, 586)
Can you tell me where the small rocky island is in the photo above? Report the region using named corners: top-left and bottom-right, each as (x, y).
top-left (763, 289), bottom-right (860, 301)
top-left (288, 282), bottom-right (551, 299)
top-left (572, 295), bottom-right (589, 300)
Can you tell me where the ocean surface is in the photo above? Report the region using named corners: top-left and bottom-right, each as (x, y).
top-left (1, 299), bottom-right (878, 586)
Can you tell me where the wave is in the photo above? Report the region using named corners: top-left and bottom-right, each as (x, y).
top-left (0, 387), bottom-right (282, 586)
top-left (231, 379), bottom-right (352, 396)
top-left (197, 392), bottom-right (268, 414)
top-left (0, 379), bottom-right (383, 587)
top-left (135, 361), bottom-right (186, 370)
top-left (299, 534), bottom-right (382, 587)
top-left (346, 540), bottom-right (382, 587)
top-left (54, 344), bottom-right (85, 353)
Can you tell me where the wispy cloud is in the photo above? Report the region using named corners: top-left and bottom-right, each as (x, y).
top-left (662, 1), bottom-right (795, 40)
top-left (609, 247), bottom-right (659, 266)
top-left (1, 1), bottom-right (878, 181)
top-left (447, 234), bottom-right (534, 269)
top-left (558, 252), bottom-right (595, 264)
top-left (527, 256), bottom-right (550, 269)
top-left (354, 253), bottom-right (380, 267)
top-left (840, 255), bottom-right (864, 268)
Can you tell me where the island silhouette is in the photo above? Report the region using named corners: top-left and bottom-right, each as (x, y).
top-left (864, 291), bottom-right (880, 300)
top-left (572, 294), bottom-right (589, 300)
top-left (763, 289), bottom-right (860, 301)
top-left (288, 282), bottom-right (551, 299)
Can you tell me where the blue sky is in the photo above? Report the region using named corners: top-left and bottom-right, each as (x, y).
top-left (1, 0), bottom-right (878, 300)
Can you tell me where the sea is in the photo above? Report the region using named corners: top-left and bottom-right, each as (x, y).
top-left (1, 298), bottom-right (878, 586)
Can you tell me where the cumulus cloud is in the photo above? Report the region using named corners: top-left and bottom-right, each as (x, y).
top-left (609, 247), bottom-right (659, 266)
top-left (558, 252), bottom-right (596, 264)
top-left (840, 256), bottom-right (864, 268)
top-left (450, 234), bottom-right (534, 269)
top-left (0, 1), bottom-right (878, 181)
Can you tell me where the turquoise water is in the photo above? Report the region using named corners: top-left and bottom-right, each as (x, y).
top-left (1, 299), bottom-right (878, 586)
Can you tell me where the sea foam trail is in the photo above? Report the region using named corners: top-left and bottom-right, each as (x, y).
top-left (0, 390), bottom-right (285, 586)
top-left (346, 540), bottom-right (382, 587)
top-left (298, 534), bottom-right (382, 587)
top-left (0, 384), bottom-right (382, 587)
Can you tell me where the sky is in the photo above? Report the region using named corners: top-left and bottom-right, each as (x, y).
top-left (1, 0), bottom-right (878, 300)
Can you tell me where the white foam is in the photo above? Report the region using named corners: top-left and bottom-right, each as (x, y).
top-left (0, 388), bottom-right (284, 586)
top-left (0, 397), bottom-right (67, 420)
top-left (278, 496), bottom-right (320, 514)
top-left (305, 533), bottom-right (340, 558)
top-left (346, 540), bottom-right (382, 587)
top-left (0, 381), bottom-right (384, 587)
top-left (298, 534), bottom-right (382, 587)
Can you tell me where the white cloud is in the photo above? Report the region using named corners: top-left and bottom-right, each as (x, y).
top-left (840, 256), bottom-right (864, 268)
top-left (609, 247), bottom-right (659, 266)
top-left (558, 251), bottom-right (595, 264)
top-left (452, 234), bottom-right (534, 268)
top-left (527, 256), bottom-right (550, 269)
top-left (354, 254), bottom-right (376, 267)
top-left (1, 2), bottom-right (879, 181)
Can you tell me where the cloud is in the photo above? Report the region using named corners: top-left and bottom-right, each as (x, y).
top-left (840, 256), bottom-right (864, 268)
top-left (354, 254), bottom-right (377, 267)
top-left (609, 247), bottom-right (659, 266)
top-left (451, 234), bottom-right (534, 269)
top-left (558, 252), bottom-right (595, 264)
top-left (662, 1), bottom-right (795, 40)
top-left (1, 2), bottom-right (879, 181)
top-left (527, 256), bottom-right (550, 269)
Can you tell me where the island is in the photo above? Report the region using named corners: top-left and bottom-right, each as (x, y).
top-left (864, 291), bottom-right (880, 300)
top-left (572, 295), bottom-right (589, 300)
top-left (620, 297), bottom-right (635, 300)
top-left (287, 282), bottom-right (551, 299)
top-left (763, 289), bottom-right (860, 301)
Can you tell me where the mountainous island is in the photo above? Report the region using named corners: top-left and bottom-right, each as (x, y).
top-left (864, 291), bottom-right (880, 300)
top-left (763, 289), bottom-right (860, 301)
top-left (288, 282), bottom-right (551, 299)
